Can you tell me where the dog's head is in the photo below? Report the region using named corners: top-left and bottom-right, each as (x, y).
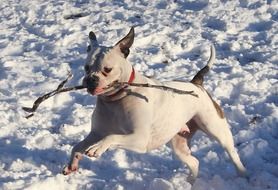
top-left (82, 27), bottom-right (135, 96)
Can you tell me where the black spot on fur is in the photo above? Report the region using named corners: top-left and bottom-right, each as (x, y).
top-left (121, 48), bottom-right (130, 58)
top-left (191, 66), bottom-right (210, 86)
top-left (89, 31), bottom-right (97, 41)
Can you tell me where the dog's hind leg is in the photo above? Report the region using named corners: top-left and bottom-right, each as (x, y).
top-left (171, 121), bottom-right (199, 183)
top-left (196, 116), bottom-right (247, 176)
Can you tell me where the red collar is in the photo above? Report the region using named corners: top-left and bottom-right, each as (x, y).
top-left (106, 67), bottom-right (135, 98)
top-left (127, 67), bottom-right (135, 84)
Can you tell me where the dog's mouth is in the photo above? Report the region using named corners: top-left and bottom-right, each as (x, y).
top-left (88, 87), bottom-right (104, 95)
top-left (87, 80), bottom-right (120, 96)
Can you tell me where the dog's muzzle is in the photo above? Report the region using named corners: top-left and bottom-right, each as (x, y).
top-left (84, 74), bottom-right (100, 95)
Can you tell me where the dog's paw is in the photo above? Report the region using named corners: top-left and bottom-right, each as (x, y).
top-left (85, 141), bottom-right (110, 158)
top-left (62, 165), bottom-right (78, 175)
top-left (85, 149), bottom-right (98, 158)
top-left (62, 152), bottom-right (83, 175)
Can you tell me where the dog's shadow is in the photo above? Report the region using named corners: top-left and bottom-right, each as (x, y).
top-left (78, 147), bottom-right (186, 189)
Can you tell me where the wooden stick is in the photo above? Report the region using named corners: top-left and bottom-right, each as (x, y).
top-left (23, 77), bottom-right (198, 119)
top-left (22, 85), bottom-right (85, 113)
top-left (22, 73), bottom-right (85, 118)
top-left (111, 82), bottom-right (199, 97)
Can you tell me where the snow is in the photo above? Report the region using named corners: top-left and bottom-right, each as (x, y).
top-left (0, 0), bottom-right (277, 189)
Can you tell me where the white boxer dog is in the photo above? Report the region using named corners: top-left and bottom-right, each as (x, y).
top-left (63, 27), bottom-right (246, 182)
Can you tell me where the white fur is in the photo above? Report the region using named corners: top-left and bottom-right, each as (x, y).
top-left (207, 45), bottom-right (216, 68)
top-left (63, 32), bottom-right (246, 183)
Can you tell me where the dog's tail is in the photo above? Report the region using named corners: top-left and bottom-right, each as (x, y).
top-left (190, 45), bottom-right (216, 86)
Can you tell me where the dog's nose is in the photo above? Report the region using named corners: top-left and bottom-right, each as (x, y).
top-left (86, 74), bottom-right (100, 90)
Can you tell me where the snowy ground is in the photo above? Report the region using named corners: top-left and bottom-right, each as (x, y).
top-left (0, 0), bottom-right (277, 189)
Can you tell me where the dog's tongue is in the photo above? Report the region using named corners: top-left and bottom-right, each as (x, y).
top-left (89, 87), bottom-right (104, 96)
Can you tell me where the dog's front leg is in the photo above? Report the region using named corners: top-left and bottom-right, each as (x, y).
top-left (85, 134), bottom-right (149, 157)
top-left (62, 132), bottom-right (102, 175)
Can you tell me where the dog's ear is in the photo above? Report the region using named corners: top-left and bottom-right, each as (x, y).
top-left (88, 31), bottom-right (98, 51)
top-left (114, 27), bottom-right (134, 58)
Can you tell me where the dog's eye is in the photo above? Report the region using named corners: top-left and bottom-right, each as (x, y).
top-left (84, 65), bottom-right (90, 73)
top-left (104, 67), bottom-right (112, 73)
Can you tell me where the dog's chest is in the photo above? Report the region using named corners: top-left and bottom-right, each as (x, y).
top-left (93, 99), bottom-right (139, 135)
